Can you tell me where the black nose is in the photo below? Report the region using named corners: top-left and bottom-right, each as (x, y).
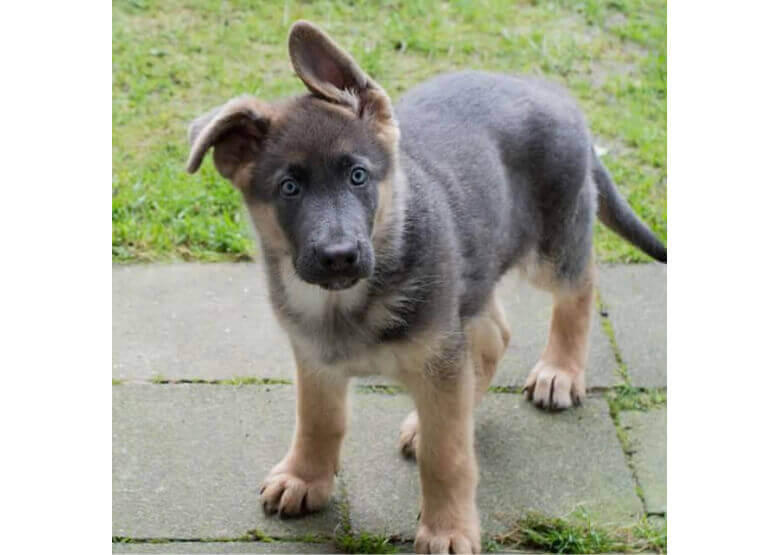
top-left (318, 242), bottom-right (359, 272)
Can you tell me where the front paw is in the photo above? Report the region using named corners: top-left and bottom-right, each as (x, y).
top-left (523, 360), bottom-right (585, 410)
top-left (260, 459), bottom-right (334, 517)
top-left (414, 517), bottom-right (481, 554)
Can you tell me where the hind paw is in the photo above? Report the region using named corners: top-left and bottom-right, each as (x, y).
top-left (523, 360), bottom-right (584, 410)
top-left (399, 410), bottom-right (419, 460)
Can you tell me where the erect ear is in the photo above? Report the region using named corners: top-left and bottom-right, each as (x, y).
top-left (186, 95), bottom-right (273, 186)
top-left (288, 20), bottom-right (394, 126)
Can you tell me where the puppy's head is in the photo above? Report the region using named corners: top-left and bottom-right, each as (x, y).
top-left (187, 21), bottom-right (399, 291)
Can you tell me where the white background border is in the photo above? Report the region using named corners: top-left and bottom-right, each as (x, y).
top-left (2, 1), bottom-right (780, 552)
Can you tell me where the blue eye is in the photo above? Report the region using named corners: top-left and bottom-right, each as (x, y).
top-left (350, 167), bottom-right (368, 186)
top-left (279, 179), bottom-right (300, 197)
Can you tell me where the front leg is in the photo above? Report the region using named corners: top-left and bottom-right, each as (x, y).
top-left (402, 356), bottom-right (481, 554)
top-left (261, 350), bottom-right (348, 517)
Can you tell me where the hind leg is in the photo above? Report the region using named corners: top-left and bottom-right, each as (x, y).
top-left (524, 260), bottom-right (595, 410)
top-left (471, 290), bottom-right (511, 404)
top-left (400, 290), bottom-right (510, 459)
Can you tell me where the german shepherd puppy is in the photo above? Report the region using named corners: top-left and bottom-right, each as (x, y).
top-left (186, 21), bottom-right (666, 554)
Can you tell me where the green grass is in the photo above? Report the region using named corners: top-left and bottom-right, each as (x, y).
top-left (113, 0), bottom-right (666, 263)
top-left (216, 376), bottom-right (292, 386)
top-left (609, 383), bottom-right (666, 412)
top-left (487, 385), bottom-right (524, 394)
top-left (497, 509), bottom-right (666, 553)
top-left (354, 384), bottom-right (406, 395)
top-left (237, 529), bottom-right (275, 543)
top-left (337, 533), bottom-right (399, 554)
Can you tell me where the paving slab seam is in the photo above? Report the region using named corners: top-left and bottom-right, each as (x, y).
top-left (609, 411), bottom-right (648, 514)
top-left (621, 409), bottom-right (667, 517)
top-left (594, 288), bottom-right (657, 517)
top-left (334, 477), bottom-right (356, 541)
top-left (112, 536), bottom-right (332, 545)
top-left (113, 536), bottom-right (420, 554)
top-left (111, 538), bottom-right (321, 544)
top-left (356, 385), bottom-right (636, 397)
top-left (594, 291), bottom-right (631, 387)
top-left (113, 378), bottom-right (293, 386)
top-left (113, 380), bottom-right (643, 398)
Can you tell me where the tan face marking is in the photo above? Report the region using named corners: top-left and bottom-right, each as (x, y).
top-left (244, 200), bottom-right (292, 256)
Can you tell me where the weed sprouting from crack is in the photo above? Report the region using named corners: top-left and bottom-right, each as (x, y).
top-left (354, 384), bottom-right (406, 395)
top-left (337, 532), bottom-right (399, 554)
top-left (609, 384), bottom-right (666, 412)
top-left (496, 509), bottom-right (666, 553)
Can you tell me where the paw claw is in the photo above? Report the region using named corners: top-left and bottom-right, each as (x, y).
top-left (414, 526), bottom-right (480, 554)
top-left (548, 374), bottom-right (557, 409)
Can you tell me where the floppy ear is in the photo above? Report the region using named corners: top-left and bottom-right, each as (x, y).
top-left (186, 95), bottom-right (272, 186)
top-left (288, 20), bottom-right (394, 125)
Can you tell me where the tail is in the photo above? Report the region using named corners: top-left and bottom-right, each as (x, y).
top-left (592, 150), bottom-right (667, 263)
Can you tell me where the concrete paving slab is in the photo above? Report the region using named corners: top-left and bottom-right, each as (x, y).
top-left (112, 384), bottom-right (341, 539)
top-left (113, 542), bottom-right (338, 553)
top-left (476, 395), bottom-right (643, 533)
top-left (622, 408), bottom-right (667, 514)
top-left (339, 393), bottom-right (417, 539)
top-left (113, 264), bottom-right (294, 382)
top-left (597, 265), bottom-right (666, 388)
top-left (341, 393), bottom-right (643, 540)
top-left (491, 276), bottom-right (618, 389)
top-left (113, 265), bottom-right (619, 389)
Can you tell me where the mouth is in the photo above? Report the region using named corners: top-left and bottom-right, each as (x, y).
top-left (319, 277), bottom-right (359, 291)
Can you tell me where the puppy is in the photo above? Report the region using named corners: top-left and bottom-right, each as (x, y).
top-left (186, 21), bottom-right (666, 554)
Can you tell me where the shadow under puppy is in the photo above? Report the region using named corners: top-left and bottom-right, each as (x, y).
top-left (186, 20), bottom-right (666, 554)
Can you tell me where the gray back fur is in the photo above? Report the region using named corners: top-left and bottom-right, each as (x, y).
top-left (397, 72), bottom-right (598, 319)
